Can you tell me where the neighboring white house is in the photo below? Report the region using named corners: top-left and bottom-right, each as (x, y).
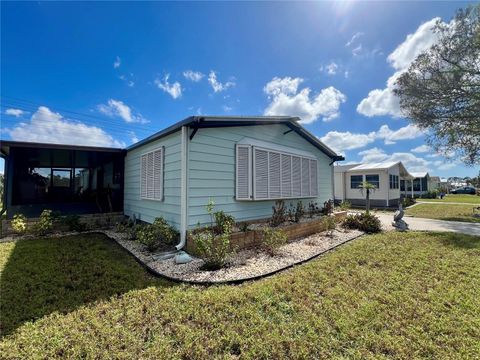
top-left (334, 161), bottom-right (414, 207)
top-left (407, 172), bottom-right (432, 196)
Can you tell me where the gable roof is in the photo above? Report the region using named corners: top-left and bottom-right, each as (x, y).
top-left (127, 116), bottom-right (344, 161)
top-left (410, 172), bottom-right (430, 179)
top-left (335, 161), bottom-right (414, 179)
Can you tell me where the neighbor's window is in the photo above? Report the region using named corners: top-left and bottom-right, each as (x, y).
top-left (400, 179), bottom-right (405, 191)
top-left (140, 147), bottom-right (164, 200)
top-left (413, 178), bottom-right (421, 191)
top-left (350, 175), bottom-right (363, 189)
top-left (389, 174), bottom-right (399, 189)
top-left (365, 174), bottom-right (380, 189)
top-left (235, 144), bottom-right (318, 200)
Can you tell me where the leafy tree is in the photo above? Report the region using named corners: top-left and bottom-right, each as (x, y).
top-left (359, 181), bottom-right (377, 214)
top-left (394, 5), bottom-right (480, 166)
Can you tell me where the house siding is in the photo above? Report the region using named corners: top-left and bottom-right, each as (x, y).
top-left (187, 124), bottom-right (333, 228)
top-left (124, 131), bottom-right (182, 229)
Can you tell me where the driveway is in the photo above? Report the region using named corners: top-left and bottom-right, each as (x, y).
top-left (375, 213), bottom-right (480, 236)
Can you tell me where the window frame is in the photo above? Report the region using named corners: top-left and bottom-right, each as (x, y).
top-left (365, 174), bottom-right (380, 189)
top-left (389, 174), bottom-right (399, 189)
top-left (241, 144), bottom-right (318, 201)
top-left (350, 175), bottom-right (363, 189)
top-left (140, 146), bottom-right (164, 201)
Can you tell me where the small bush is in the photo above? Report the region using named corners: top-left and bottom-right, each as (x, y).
top-left (294, 201), bottom-right (305, 223)
top-left (62, 214), bottom-right (86, 232)
top-left (214, 211), bottom-right (235, 234)
top-left (307, 201), bottom-right (320, 218)
top-left (270, 200), bottom-right (287, 227)
top-left (194, 230), bottom-right (233, 270)
top-left (239, 222), bottom-right (250, 232)
top-left (338, 200), bottom-right (351, 211)
top-left (261, 227), bottom-right (288, 256)
top-left (136, 217), bottom-right (179, 251)
top-left (321, 216), bottom-right (336, 237)
top-left (402, 197), bottom-right (416, 208)
top-left (11, 214), bottom-right (27, 234)
top-left (31, 210), bottom-right (54, 236)
top-left (420, 190), bottom-right (439, 199)
top-left (321, 200), bottom-right (334, 215)
top-left (342, 213), bottom-right (382, 233)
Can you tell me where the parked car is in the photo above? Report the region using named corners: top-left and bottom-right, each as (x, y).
top-left (450, 186), bottom-right (476, 195)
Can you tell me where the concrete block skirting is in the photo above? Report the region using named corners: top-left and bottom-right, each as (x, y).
top-left (1, 212), bottom-right (125, 237)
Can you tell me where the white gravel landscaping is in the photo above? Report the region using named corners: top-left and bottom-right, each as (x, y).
top-left (104, 228), bottom-right (363, 283)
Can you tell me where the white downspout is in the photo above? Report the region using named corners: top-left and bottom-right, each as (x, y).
top-left (386, 169), bottom-right (389, 208)
top-left (176, 126), bottom-right (188, 250)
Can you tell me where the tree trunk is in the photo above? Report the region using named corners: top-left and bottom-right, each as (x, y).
top-left (366, 189), bottom-right (370, 214)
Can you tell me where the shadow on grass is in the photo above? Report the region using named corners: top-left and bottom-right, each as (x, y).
top-left (436, 232), bottom-right (480, 249)
top-left (0, 233), bottom-right (173, 337)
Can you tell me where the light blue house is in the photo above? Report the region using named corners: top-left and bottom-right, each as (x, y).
top-left (124, 116), bottom-right (344, 250)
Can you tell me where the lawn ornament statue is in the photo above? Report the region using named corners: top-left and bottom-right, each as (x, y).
top-left (392, 203), bottom-right (409, 231)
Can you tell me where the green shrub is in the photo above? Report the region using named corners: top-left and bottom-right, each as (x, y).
top-left (270, 200), bottom-right (287, 227)
top-left (11, 214), bottom-right (27, 234)
top-left (338, 200), bottom-right (351, 211)
top-left (239, 222), bottom-right (250, 232)
top-left (342, 213), bottom-right (382, 233)
top-left (62, 214), bottom-right (86, 232)
top-left (136, 224), bottom-right (160, 251)
top-left (214, 210), bottom-right (236, 234)
top-left (116, 219), bottom-right (138, 240)
top-left (261, 227), bottom-right (288, 256)
top-left (307, 201), bottom-right (320, 218)
top-left (294, 201), bottom-right (305, 223)
top-left (193, 199), bottom-right (235, 270)
top-left (420, 190), bottom-right (439, 199)
top-left (31, 210), bottom-right (54, 236)
top-left (194, 230), bottom-right (233, 270)
top-left (321, 200), bottom-right (334, 215)
top-left (402, 197), bottom-right (416, 208)
top-left (136, 217), bottom-right (179, 251)
top-left (321, 216), bottom-right (336, 236)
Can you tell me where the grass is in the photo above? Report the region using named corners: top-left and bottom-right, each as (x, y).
top-left (419, 194), bottom-right (480, 204)
top-left (1, 232), bottom-right (479, 359)
top-left (406, 203), bottom-right (480, 223)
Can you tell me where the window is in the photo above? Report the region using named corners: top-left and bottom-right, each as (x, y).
top-left (351, 175), bottom-right (363, 189)
top-left (413, 178), bottom-right (421, 191)
top-left (365, 174), bottom-right (380, 188)
top-left (389, 174), bottom-right (399, 189)
top-left (236, 144), bottom-right (318, 200)
top-left (140, 147), bottom-right (164, 200)
top-left (400, 179), bottom-right (405, 191)
top-left (52, 169), bottom-right (71, 187)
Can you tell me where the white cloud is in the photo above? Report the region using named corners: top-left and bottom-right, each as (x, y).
top-left (222, 105), bottom-right (233, 112)
top-left (5, 106), bottom-right (125, 148)
top-left (155, 74), bottom-right (182, 99)
top-left (113, 56), bottom-right (121, 69)
top-left (128, 131), bottom-right (139, 144)
top-left (5, 108), bottom-right (27, 117)
top-left (434, 161), bottom-right (456, 171)
top-left (320, 130), bottom-right (376, 154)
top-left (411, 144), bottom-right (431, 153)
top-left (357, 18), bottom-right (441, 117)
top-left (358, 147), bottom-right (430, 172)
top-left (376, 124), bottom-right (424, 144)
top-left (352, 44), bottom-right (363, 56)
top-left (97, 99), bottom-right (148, 124)
top-left (320, 62), bottom-right (339, 75)
top-left (263, 76), bottom-right (346, 124)
top-left (320, 123), bottom-right (423, 153)
top-left (183, 70), bottom-right (204, 82)
top-left (208, 71), bottom-right (235, 93)
top-left (345, 32), bottom-right (364, 47)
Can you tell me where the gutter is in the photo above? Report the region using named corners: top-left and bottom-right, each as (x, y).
top-left (176, 126), bottom-right (189, 250)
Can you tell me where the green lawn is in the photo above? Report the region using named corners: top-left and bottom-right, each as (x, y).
top-left (406, 203), bottom-right (480, 223)
top-left (419, 194), bottom-right (480, 204)
top-left (1, 232), bottom-right (479, 359)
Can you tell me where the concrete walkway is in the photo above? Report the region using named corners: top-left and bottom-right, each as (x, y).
top-left (376, 213), bottom-right (480, 236)
top-left (416, 201), bottom-right (480, 206)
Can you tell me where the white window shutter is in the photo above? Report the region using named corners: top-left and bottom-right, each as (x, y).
top-left (140, 154), bottom-right (147, 198)
top-left (146, 152), bottom-right (154, 199)
top-left (281, 154), bottom-right (292, 198)
top-left (269, 152), bottom-right (281, 198)
top-left (310, 159), bottom-right (318, 196)
top-left (236, 145), bottom-right (251, 200)
top-left (292, 156), bottom-right (301, 197)
top-left (153, 148), bottom-right (163, 200)
top-left (301, 157), bottom-right (310, 196)
top-left (254, 148), bottom-right (269, 199)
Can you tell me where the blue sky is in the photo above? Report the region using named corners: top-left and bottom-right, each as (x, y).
top-left (1, 1), bottom-right (477, 177)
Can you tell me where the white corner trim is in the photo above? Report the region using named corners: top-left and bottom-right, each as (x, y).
top-left (177, 126), bottom-right (188, 250)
